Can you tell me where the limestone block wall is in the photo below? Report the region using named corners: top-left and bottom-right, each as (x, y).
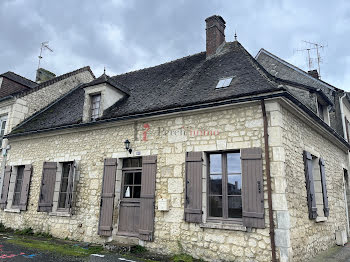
top-left (8, 70), bottom-right (94, 132)
top-left (282, 105), bottom-right (349, 262)
top-left (1, 103), bottom-right (273, 262)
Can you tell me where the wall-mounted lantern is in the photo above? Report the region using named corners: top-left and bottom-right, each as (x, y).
top-left (124, 139), bottom-right (132, 154)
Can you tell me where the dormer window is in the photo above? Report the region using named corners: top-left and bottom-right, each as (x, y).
top-left (316, 97), bottom-right (330, 125)
top-left (90, 94), bottom-right (101, 120)
top-left (317, 101), bottom-right (324, 121)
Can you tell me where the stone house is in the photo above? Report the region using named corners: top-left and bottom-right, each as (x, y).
top-left (0, 15), bottom-right (349, 262)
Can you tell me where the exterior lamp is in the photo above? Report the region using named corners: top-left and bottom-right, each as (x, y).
top-left (124, 139), bottom-right (132, 154)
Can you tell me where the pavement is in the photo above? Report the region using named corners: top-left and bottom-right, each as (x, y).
top-left (309, 242), bottom-right (350, 262)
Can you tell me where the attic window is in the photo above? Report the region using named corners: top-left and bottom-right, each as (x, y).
top-left (91, 94), bottom-right (101, 120)
top-left (216, 77), bottom-right (233, 89)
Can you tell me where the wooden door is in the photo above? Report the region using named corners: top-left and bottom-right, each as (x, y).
top-left (118, 170), bottom-right (142, 236)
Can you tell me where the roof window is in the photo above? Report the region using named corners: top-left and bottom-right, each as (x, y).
top-left (216, 77), bottom-right (233, 89)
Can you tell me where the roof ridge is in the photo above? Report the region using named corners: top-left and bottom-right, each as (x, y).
top-left (112, 51), bottom-right (206, 78)
top-left (16, 66), bottom-right (95, 98)
top-left (1, 71), bottom-right (38, 86)
top-left (256, 48), bottom-right (339, 91)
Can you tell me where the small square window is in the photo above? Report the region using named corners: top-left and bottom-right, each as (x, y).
top-left (215, 77), bottom-right (233, 89)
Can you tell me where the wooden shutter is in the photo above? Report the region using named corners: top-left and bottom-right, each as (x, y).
top-left (19, 165), bottom-right (33, 211)
top-left (0, 166), bottom-right (12, 209)
top-left (139, 155), bottom-right (157, 241)
top-left (303, 151), bottom-right (317, 219)
top-left (38, 162), bottom-right (57, 212)
top-left (184, 152), bottom-right (203, 223)
top-left (98, 158), bottom-right (117, 236)
top-left (67, 161), bottom-right (77, 215)
top-left (241, 148), bottom-right (265, 228)
top-left (319, 158), bottom-right (329, 217)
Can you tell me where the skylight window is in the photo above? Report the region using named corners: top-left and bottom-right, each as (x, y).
top-left (216, 77), bottom-right (233, 89)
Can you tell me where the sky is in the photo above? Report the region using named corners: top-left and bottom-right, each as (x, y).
top-left (1, 0), bottom-right (350, 90)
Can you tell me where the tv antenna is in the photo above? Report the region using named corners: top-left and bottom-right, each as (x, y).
top-left (294, 40), bottom-right (326, 78)
top-left (38, 41), bottom-right (53, 69)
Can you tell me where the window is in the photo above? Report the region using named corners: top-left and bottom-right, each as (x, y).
top-left (58, 162), bottom-right (73, 209)
top-left (208, 152), bottom-right (242, 220)
top-left (12, 166), bottom-right (24, 207)
top-left (122, 158), bottom-right (142, 199)
top-left (90, 94), bottom-right (101, 120)
top-left (0, 115), bottom-right (7, 146)
top-left (216, 77), bottom-right (233, 89)
top-left (317, 101), bottom-right (324, 121)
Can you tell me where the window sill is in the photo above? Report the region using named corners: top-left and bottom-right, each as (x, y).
top-left (4, 208), bottom-right (20, 213)
top-left (316, 216), bottom-right (327, 223)
top-left (49, 212), bottom-right (71, 217)
top-left (200, 222), bottom-right (247, 231)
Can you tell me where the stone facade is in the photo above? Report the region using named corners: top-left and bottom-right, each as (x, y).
top-left (0, 98), bottom-right (348, 262)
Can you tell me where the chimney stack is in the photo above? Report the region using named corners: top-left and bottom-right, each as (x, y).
top-left (36, 68), bottom-right (56, 83)
top-left (205, 15), bottom-right (226, 58)
top-left (308, 69), bottom-right (319, 79)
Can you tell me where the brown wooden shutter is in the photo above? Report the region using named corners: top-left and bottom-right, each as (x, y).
top-left (184, 152), bottom-right (203, 223)
top-left (19, 165), bottom-right (33, 211)
top-left (0, 166), bottom-right (12, 209)
top-left (319, 158), bottom-right (329, 217)
top-left (241, 148), bottom-right (265, 228)
top-left (38, 162), bottom-right (57, 212)
top-left (98, 158), bottom-right (117, 236)
top-left (67, 161), bottom-right (77, 215)
top-left (139, 155), bottom-right (157, 241)
top-left (303, 151), bottom-right (317, 219)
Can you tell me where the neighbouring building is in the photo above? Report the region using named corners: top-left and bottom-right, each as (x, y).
top-left (0, 15), bottom-right (349, 262)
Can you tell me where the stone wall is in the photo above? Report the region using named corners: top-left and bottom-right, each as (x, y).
top-left (7, 70), bottom-right (94, 132)
top-left (282, 105), bottom-right (349, 261)
top-left (2, 102), bottom-right (273, 262)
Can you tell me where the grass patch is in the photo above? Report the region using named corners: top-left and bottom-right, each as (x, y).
top-left (131, 245), bottom-right (147, 254)
top-left (15, 227), bottom-right (34, 236)
top-left (172, 253), bottom-right (194, 262)
top-left (7, 238), bottom-right (104, 257)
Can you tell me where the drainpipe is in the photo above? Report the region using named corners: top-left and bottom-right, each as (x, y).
top-left (261, 99), bottom-right (277, 262)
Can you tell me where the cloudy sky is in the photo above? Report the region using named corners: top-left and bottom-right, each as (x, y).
top-left (1, 0), bottom-right (349, 90)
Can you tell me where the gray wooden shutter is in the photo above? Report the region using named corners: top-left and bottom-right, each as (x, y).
top-left (139, 155), bottom-right (157, 241)
top-left (0, 166), bottom-right (12, 209)
top-left (19, 165), bottom-right (33, 211)
top-left (303, 151), bottom-right (317, 219)
top-left (241, 148), bottom-right (265, 228)
top-left (38, 162), bottom-right (57, 212)
top-left (184, 152), bottom-right (203, 223)
top-left (319, 158), bottom-right (329, 217)
top-left (98, 158), bottom-right (117, 236)
top-left (67, 161), bottom-right (77, 215)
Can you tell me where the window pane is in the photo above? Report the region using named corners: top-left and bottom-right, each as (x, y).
top-left (131, 158), bottom-right (142, 167)
top-left (209, 196), bottom-right (222, 217)
top-left (228, 175), bottom-right (241, 195)
top-left (227, 153), bottom-right (241, 173)
top-left (228, 196), bottom-right (242, 218)
top-left (134, 172), bottom-right (141, 185)
top-left (58, 193), bottom-right (67, 208)
top-left (210, 154), bottom-right (222, 173)
top-left (123, 186), bottom-right (132, 198)
top-left (124, 173), bottom-right (133, 185)
top-left (13, 166), bottom-right (25, 206)
top-left (209, 175), bottom-right (222, 195)
top-left (133, 186), bottom-right (141, 198)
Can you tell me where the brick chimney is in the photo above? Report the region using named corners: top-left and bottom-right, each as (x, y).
top-left (308, 69), bottom-right (319, 79)
top-left (36, 68), bottom-right (56, 83)
top-left (205, 15), bottom-right (226, 58)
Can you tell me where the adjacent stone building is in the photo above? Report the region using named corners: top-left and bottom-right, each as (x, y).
top-left (0, 15), bottom-right (349, 262)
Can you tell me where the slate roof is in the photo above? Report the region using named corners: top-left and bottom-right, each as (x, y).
top-left (1, 71), bottom-right (38, 89)
top-left (11, 41), bottom-right (282, 135)
top-left (256, 48), bottom-right (335, 101)
top-left (83, 73), bottom-right (130, 95)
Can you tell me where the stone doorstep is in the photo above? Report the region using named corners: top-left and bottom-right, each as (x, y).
top-left (104, 236), bottom-right (139, 253)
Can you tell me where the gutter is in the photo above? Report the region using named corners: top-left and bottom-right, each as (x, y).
top-left (261, 99), bottom-right (277, 262)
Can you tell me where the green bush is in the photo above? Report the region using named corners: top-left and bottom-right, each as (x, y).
top-left (172, 253), bottom-right (194, 262)
top-left (130, 245), bottom-right (147, 254)
top-left (15, 227), bottom-right (34, 235)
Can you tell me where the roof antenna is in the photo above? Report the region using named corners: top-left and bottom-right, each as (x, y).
top-left (37, 41), bottom-right (53, 70)
top-left (234, 31), bottom-right (237, 41)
